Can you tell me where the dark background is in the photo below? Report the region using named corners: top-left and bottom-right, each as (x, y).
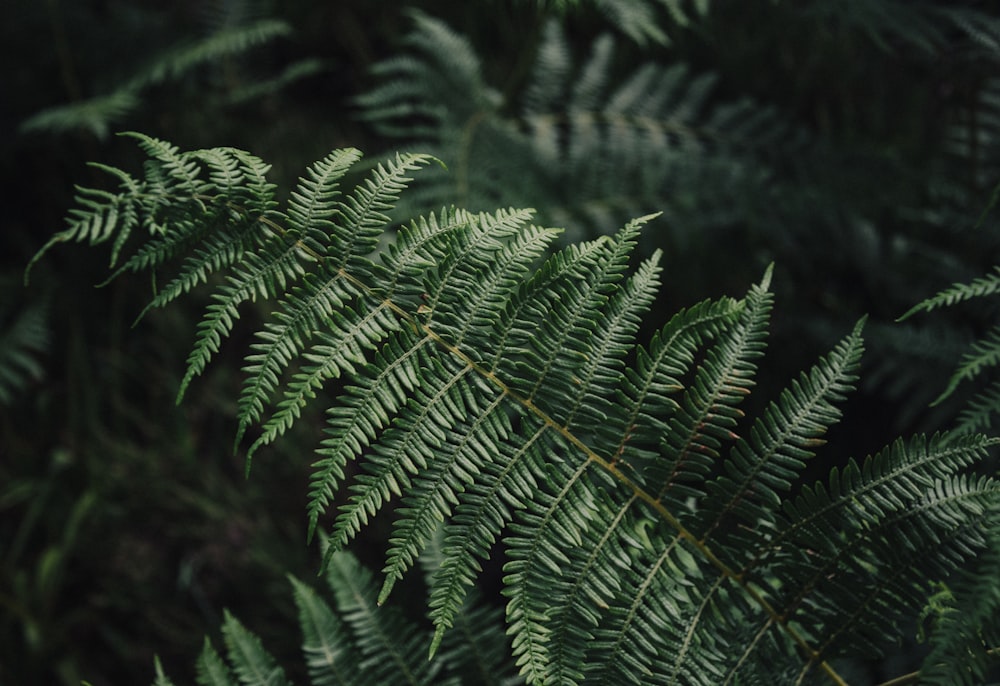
top-left (2, 1), bottom-right (998, 683)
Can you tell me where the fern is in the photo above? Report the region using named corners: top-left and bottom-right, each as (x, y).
top-left (20, 17), bottom-right (300, 139)
top-left (0, 274), bottom-right (49, 406)
top-left (896, 182), bottom-right (1000, 681)
top-left (356, 12), bottom-right (800, 241)
top-left (37, 137), bottom-right (1000, 684)
top-left (155, 547), bottom-right (518, 686)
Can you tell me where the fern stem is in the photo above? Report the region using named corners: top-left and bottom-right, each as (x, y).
top-left (212, 193), bottom-right (849, 683)
top-left (413, 316), bottom-right (848, 684)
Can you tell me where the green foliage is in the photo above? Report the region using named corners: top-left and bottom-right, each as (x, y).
top-left (19, 17), bottom-right (320, 140)
top-left (900, 185), bottom-right (1000, 428)
top-left (34, 135), bottom-right (1000, 684)
top-left (0, 274), bottom-right (49, 406)
top-left (357, 11), bottom-right (799, 241)
top-left (153, 545), bottom-right (518, 686)
top-left (352, 2), bottom-right (1000, 443)
top-left (896, 185), bottom-right (1000, 682)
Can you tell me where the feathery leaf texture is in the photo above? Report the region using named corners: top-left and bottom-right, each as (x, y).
top-left (158, 548), bottom-right (519, 686)
top-left (0, 275), bottom-right (49, 406)
top-left (895, 183), bottom-right (1000, 680)
top-left (39, 137), bottom-right (999, 685)
top-left (901, 208), bottom-right (1000, 409)
top-left (19, 18), bottom-right (292, 140)
top-left (357, 12), bottom-right (804, 240)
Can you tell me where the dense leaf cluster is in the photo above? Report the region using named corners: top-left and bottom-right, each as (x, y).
top-left (33, 133), bottom-right (1000, 684)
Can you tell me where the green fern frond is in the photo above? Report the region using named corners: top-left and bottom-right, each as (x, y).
top-left (233, 149), bottom-right (361, 442)
top-left (920, 517), bottom-right (1000, 685)
top-left (25, 164), bottom-right (140, 281)
top-left (899, 266), bottom-right (1000, 320)
top-left (19, 89), bottom-right (141, 140)
top-left (591, 0), bottom-right (669, 47)
top-left (754, 434), bottom-right (998, 668)
top-left (358, 14), bottom-right (798, 238)
top-left (157, 547), bottom-right (519, 686)
top-left (246, 297), bottom-right (399, 461)
top-left (41, 138), bottom-right (1000, 685)
top-left (289, 576), bottom-right (359, 686)
top-left (128, 19), bottom-right (291, 90)
top-left (956, 378), bottom-right (1000, 434)
top-left (195, 638), bottom-right (237, 686)
top-left (932, 324), bottom-right (1000, 406)
top-left (651, 268), bottom-right (773, 512)
top-left (420, 528), bottom-right (521, 683)
top-left (219, 611), bottom-right (292, 686)
top-left (178, 236), bottom-right (307, 401)
top-left (699, 317), bottom-right (865, 548)
top-left (326, 551), bottom-right (447, 686)
top-left (21, 18), bottom-right (291, 141)
top-left (0, 279), bottom-right (49, 406)
top-left (153, 656), bottom-right (177, 686)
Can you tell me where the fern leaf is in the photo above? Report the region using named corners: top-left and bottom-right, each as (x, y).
top-left (562, 248), bottom-right (662, 438)
top-left (236, 263), bottom-right (352, 448)
top-left (483, 232), bottom-right (612, 373)
top-left (325, 551), bottom-right (443, 686)
top-left (289, 576), bottom-right (359, 686)
top-left (748, 434), bottom-right (999, 674)
top-left (376, 208), bottom-right (476, 297)
top-left (20, 89), bottom-right (141, 140)
top-left (308, 330), bottom-right (431, 542)
top-left (607, 295), bottom-right (742, 491)
top-left (287, 148), bottom-right (363, 259)
top-left (699, 317), bottom-right (865, 549)
top-left (377, 366), bottom-right (507, 604)
top-left (122, 132), bottom-right (209, 197)
top-left (25, 182), bottom-right (131, 281)
top-left (133, 214), bottom-right (264, 324)
top-left (329, 346), bottom-right (477, 558)
top-left (334, 152), bottom-right (439, 272)
top-left (651, 267), bottom-right (773, 510)
top-left (248, 301), bottom-right (398, 460)
top-left (127, 19), bottom-right (292, 90)
top-left (419, 529), bottom-right (520, 683)
top-left (45, 136), bottom-right (1000, 685)
top-left (191, 147), bottom-right (277, 216)
top-left (178, 237), bottom-right (306, 402)
top-left (931, 324), bottom-right (1000, 405)
top-left (955, 378), bottom-right (1000, 434)
top-left (899, 266), bottom-right (1000, 320)
top-left (920, 518), bottom-right (1000, 685)
top-left (499, 219), bottom-right (645, 417)
top-left (798, 475), bottom-right (999, 674)
top-left (424, 208), bottom-right (554, 349)
top-left (426, 422), bottom-right (543, 653)
top-left (0, 288), bottom-right (49, 406)
top-left (244, 204), bottom-right (470, 459)
top-left (195, 638), bottom-right (237, 686)
top-left (220, 611), bottom-right (291, 686)
top-left (153, 656), bottom-right (178, 686)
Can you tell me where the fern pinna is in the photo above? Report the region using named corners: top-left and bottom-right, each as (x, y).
top-left (35, 133), bottom-right (999, 685)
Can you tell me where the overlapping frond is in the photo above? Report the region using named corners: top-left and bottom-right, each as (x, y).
top-left (42, 138), bottom-right (1000, 685)
top-left (920, 515), bottom-right (1000, 685)
top-left (357, 13), bottom-right (800, 239)
top-left (154, 547), bottom-right (518, 686)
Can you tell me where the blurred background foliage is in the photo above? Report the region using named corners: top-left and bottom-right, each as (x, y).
top-left (2, 0), bottom-right (999, 683)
